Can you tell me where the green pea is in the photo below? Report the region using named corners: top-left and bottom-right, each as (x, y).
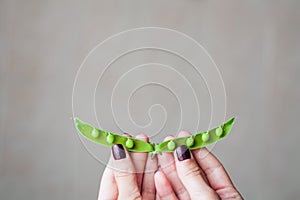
top-left (202, 132), bottom-right (210, 142)
top-left (125, 138), bottom-right (134, 149)
top-left (167, 140), bottom-right (176, 150)
top-left (91, 128), bottom-right (99, 138)
top-left (106, 134), bottom-right (115, 144)
top-left (186, 136), bottom-right (194, 147)
top-left (215, 127), bottom-right (223, 137)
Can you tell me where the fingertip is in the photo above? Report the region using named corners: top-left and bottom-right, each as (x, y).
top-left (177, 130), bottom-right (191, 137)
top-left (163, 135), bottom-right (175, 141)
top-left (135, 133), bottom-right (149, 142)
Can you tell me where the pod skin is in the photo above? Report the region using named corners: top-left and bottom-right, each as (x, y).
top-left (74, 117), bottom-right (235, 154)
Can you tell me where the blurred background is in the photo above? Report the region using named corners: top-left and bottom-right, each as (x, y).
top-left (1, 0), bottom-right (300, 199)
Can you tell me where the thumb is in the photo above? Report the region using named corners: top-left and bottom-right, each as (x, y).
top-left (174, 145), bottom-right (218, 199)
top-left (111, 144), bottom-right (141, 200)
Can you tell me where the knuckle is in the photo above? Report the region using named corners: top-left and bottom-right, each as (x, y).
top-left (182, 164), bottom-right (202, 179)
top-left (191, 189), bottom-right (219, 200)
top-left (204, 163), bottom-right (223, 176)
top-left (114, 167), bottom-right (135, 179)
top-left (174, 185), bottom-right (188, 198)
top-left (161, 164), bottom-right (176, 175)
top-left (142, 187), bottom-right (155, 196)
top-left (119, 193), bottom-right (141, 200)
top-left (119, 186), bottom-right (141, 200)
top-left (217, 186), bottom-right (243, 200)
top-left (128, 193), bottom-right (142, 200)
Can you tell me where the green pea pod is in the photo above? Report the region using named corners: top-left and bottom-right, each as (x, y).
top-left (154, 117), bottom-right (235, 153)
top-left (74, 117), bottom-right (235, 155)
top-left (74, 118), bottom-right (154, 152)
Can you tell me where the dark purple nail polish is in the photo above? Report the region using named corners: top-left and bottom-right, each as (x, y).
top-left (112, 144), bottom-right (126, 160)
top-left (176, 145), bottom-right (191, 161)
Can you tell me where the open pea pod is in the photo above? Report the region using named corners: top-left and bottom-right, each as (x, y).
top-left (74, 117), bottom-right (235, 155)
top-left (74, 118), bottom-right (154, 152)
top-left (154, 117), bottom-right (235, 154)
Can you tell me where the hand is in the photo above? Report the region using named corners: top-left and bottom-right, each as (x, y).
top-left (155, 131), bottom-right (243, 200)
top-left (98, 132), bottom-right (243, 200)
top-left (98, 134), bottom-right (158, 200)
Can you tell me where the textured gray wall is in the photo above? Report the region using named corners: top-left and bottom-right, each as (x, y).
top-left (1, 0), bottom-right (300, 199)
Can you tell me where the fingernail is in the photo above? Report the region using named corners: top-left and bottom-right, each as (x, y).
top-left (112, 144), bottom-right (126, 160)
top-left (176, 145), bottom-right (191, 161)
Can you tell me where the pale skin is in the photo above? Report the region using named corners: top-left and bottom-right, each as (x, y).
top-left (98, 131), bottom-right (243, 200)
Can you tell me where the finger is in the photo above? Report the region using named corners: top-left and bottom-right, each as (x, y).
top-left (141, 154), bottom-right (158, 200)
top-left (158, 136), bottom-right (190, 200)
top-left (174, 145), bottom-right (218, 198)
top-left (177, 131), bottom-right (209, 184)
top-left (111, 144), bottom-right (141, 200)
top-left (154, 170), bottom-right (179, 200)
top-left (98, 158), bottom-right (118, 200)
top-left (192, 147), bottom-right (242, 198)
top-left (131, 134), bottom-right (149, 190)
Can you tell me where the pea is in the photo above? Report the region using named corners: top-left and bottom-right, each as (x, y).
top-left (215, 127), bottom-right (223, 137)
top-left (202, 132), bottom-right (210, 142)
top-left (107, 134), bottom-right (114, 144)
top-left (74, 117), bottom-right (235, 155)
top-left (125, 138), bottom-right (134, 149)
top-left (167, 140), bottom-right (176, 150)
top-left (91, 128), bottom-right (99, 138)
top-left (186, 136), bottom-right (194, 147)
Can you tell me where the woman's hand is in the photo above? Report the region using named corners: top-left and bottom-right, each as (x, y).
top-left (155, 131), bottom-right (243, 200)
top-left (98, 134), bottom-right (158, 200)
top-left (98, 131), bottom-right (243, 200)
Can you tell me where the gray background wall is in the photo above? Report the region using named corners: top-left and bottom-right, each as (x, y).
top-left (1, 0), bottom-right (300, 199)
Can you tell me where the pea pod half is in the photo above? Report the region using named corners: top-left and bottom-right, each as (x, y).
top-left (153, 117), bottom-right (235, 154)
top-left (74, 117), bottom-right (235, 155)
top-left (74, 118), bottom-right (154, 152)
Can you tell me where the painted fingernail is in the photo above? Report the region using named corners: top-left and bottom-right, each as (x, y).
top-left (112, 144), bottom-right (126, 160)
top-left (176, 145), bottom-right (191, 161)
